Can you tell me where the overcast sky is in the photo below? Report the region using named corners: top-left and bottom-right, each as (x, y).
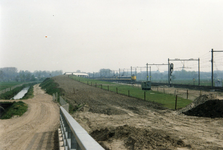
top-left (1, 0), bottom-right (223, 73)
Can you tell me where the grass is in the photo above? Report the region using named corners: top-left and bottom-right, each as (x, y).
top-left (0, 82), bottom-right (23, 91)
top-left (152, 79), bottom-right (213, 86)
top-left (40, 78), bottom-right (64, 96)
top-left (21, 84), bottom-right (35, 99)
top-left (1, 101), bottom-right (28, 119)
top-left (0, 83), bottom-right (37, 100)
top-left (40, 78), bottom-right (76, 113)
top-left (70, 76), bottom-right (192, 110)
top-left (0, 84), bottom-right (27, 99)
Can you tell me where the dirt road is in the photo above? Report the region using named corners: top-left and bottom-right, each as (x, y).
top-left (54, 75), bottom-right (223, 150)
top-left (0, 84), bottom-right (59, 150)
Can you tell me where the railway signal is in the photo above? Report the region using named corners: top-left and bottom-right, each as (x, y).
top-left (169, 63), bottom-right (174, 82)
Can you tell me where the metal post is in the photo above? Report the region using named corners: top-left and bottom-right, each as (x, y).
top-left (146, 63), bottom-right (148, 81)
top-left (71, 132), bottom-right (77, 149)
top-left (135, 68), bottom-right (137, 76)
top-left (168, 58), bottom-right (170, 86)
top-left (187, 90), bottom-right (188, 99)
top-left (198, 58), bottom-right (200, 86)
top-left (175, 95), bottom-right (178, 110)
top-left (150, 66), bottom-right (151, 81)
top-left (211, 49), bottom-right (214, 88)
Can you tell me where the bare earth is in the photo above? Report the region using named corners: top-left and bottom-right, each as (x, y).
top-left (0, 84), bottom-right (59, 150)
top-left (55, 75), bottom-right (223, 150)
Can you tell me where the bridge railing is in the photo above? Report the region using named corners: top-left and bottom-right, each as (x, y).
top-left (59, 106), bottom-right (104, 150)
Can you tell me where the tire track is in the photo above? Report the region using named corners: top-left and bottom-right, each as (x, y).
top-left (0, 85), bottom-right (59, 150)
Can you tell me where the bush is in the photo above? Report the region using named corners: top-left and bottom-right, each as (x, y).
top-left (40, 78), bottom-right (64, 96)
top-left (1, 101), bottom-right (28, 119)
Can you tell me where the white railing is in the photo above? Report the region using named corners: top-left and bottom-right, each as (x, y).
top-left (59, 106), bottom-right (104, 150)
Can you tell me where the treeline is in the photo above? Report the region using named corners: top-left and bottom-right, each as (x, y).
top-left (0, 67), bottom-right (63, 82)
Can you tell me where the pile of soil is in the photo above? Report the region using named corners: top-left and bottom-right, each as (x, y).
top-left (179, 95), bottom-right (223, 118)
top-left (183, 100), bottom-right (223, 118)
top-left (90, 125), bottom-right (189, 150)
top-left (178, 95), bottom-right (209, 114)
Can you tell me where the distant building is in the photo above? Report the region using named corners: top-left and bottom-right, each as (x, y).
top-left (64, 72), bottom-right (89, 77)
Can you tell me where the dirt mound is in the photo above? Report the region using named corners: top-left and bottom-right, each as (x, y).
top-left (179, 95), bottom-right (223, 118)
top-left (183, 100), bottom-right (223, 118)
top-left (178, 95), bottom-right (210, 114)
top-left (90, 125), bottom-right (190, 150)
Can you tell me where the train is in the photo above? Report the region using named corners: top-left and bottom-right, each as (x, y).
top-left (93, 75), bottom-right (137, 82)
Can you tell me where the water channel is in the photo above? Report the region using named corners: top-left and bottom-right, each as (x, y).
top-left (12, 87), bottom-right (30, 99)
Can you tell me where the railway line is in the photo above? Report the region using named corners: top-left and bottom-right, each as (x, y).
top-left (91, 76), bottom-right (223, 91)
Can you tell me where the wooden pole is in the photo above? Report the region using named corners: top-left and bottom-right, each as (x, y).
top-left (144, 91), bottom-right (146, 100)
top-left (187, 90), bottom-right (188, 99)
top-left (175, 95), bottom-right (178, 110)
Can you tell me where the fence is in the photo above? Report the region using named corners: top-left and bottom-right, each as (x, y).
top-left (0, 84), bottom-right (24, 95)
top-left (53, 93), bottom-right (69, 112)
top-left (59, 106), bottom-right (104, 150)
top-left (0, 81), bottom-right (39, 95)
top-left (151, 86), bottom-right (218, 100)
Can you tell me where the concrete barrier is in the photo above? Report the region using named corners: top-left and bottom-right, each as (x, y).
top-left (59, 106), bottom-right (104, 150)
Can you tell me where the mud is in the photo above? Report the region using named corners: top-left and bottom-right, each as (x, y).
top-left (90, 125), bottom-right (190, 150)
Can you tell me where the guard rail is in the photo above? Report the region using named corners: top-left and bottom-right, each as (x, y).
top-left (59, 106), bottom-right (104, 150)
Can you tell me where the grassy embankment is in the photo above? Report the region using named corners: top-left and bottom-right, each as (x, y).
top-left (40, 78), bottom-right (64, 96)
top-left (70, 76), bottom-right (192, 110)
top-left (39, 78), bottom-right (76, 112)
top-left (20, 83), bottom-right (36, 99)
top-left (0, 101), bottom-right (28, 119)
top-left (0, 83), bottom-right (37, 100)
top-left (0, 82), bottom-right (37, 119)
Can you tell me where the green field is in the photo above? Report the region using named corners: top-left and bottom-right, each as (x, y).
top-left (147, 79), bottom-right (212, 86)
top-left (70, 76), bottom-right (192, 110)
top-left (0, 82), bottom-right (23, 91)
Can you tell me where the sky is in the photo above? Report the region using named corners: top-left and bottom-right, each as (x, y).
top-left (0, 0), bottom-right (223, 73)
